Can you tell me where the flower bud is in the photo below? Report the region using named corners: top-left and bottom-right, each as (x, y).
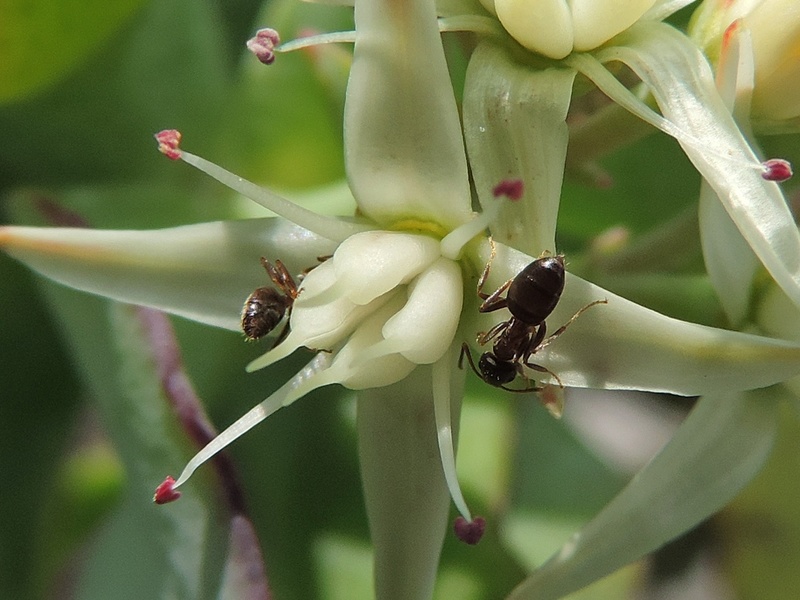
top-left (691, 0), bottom-right (800, 124)
top-left (483, 0), bottom-right (656, 59)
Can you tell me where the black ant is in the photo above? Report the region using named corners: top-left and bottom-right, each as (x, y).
top-left (241, 258), bottom-right (299, 346)
top-left (459, 248), bottom-right (606, 393)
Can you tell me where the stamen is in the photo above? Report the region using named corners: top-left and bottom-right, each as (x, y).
top-left (153, 476), bottom-right (181, 504)
top-left (565, 54), bottom-right (767, 174)
top-left (440, 180), bottom-right (524, 260)
top-left (453, 515), bottom-right (486, 545)
top-left (155, 130), bottom-right (182, 160)
top-left (762, 158), bottom-right (793, 182)
top-left (271, 15), bottom-right (501, 58)
top-left (276, 30), bottom-right (357, 54)
top-left (169, 352), bottom-right (332, 489)
top-left (154, 130), bottom-right (372, 242)
top-left (247, 28), bottom-right (280, 65)
top-left (432, 345), bottom-right (474, 523)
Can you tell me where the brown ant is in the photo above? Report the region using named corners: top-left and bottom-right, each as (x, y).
top-left (241, 258), bottom-right (299, 346)
top-left (459, 249), bottom-right (606, 393)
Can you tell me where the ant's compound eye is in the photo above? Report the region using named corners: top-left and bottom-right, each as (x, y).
top-left (479, 353), bottom-right (517, 387)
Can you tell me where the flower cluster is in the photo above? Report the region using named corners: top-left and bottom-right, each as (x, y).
top-left (3, 0), bottom-right (800, 598)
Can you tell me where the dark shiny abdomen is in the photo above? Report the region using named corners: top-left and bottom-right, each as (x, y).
top-left (506, 256), bottom-right (565, 325)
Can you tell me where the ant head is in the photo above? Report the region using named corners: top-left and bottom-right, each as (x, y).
top-left (478, 352), bottom-right (518, 387)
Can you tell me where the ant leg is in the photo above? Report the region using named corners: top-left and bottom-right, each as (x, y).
top-left (522, 362), bottom-right (564, 389)
top-left (536, 299), bottom-right (608, 352)
top-left (477, 320), bottom-right (509, 346)
top-left (500, 375), bottom-right (543, 394)
top-left (261, 258), bottom-right (299, 299)
top-left (458, 343), bottom-right (484, 381)
top-left (521, 323), bottom-right (565, 388)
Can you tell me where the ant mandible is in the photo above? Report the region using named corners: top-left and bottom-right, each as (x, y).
top-left (459, 244), bottom-right (606, 393)
top-left (241, 258), bottom-right (299, 346)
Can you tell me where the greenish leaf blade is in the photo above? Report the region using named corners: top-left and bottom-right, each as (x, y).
top-left (0, 0), bottom-right (146, 103)
top-left (507, 389), bottom-right (780, 600)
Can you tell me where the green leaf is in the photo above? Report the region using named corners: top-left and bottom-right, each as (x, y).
top-left (0, 0), bottom-right (146, 103)
top-left (506, 389), bottom-right (779, 600)
top-left (34, 282), bottom-right (229, 598)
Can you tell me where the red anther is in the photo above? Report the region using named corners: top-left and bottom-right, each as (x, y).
top-left (155, 130), bottom-right (182, 160)
top-left (453, 515), bottom-right (486, 545)
top-left (722, 19), bottom-right (741, 53)
top-left (762, 158), bottom-right (793, 182)
top-left (492, 179), bottom-right (524, 201)
top-left (247, 28), bottom-right (281, 65)
top-left (154, 476), bottom-right (182, 504)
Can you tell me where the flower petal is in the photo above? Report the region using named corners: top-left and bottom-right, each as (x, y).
top-left (381, 257), bottom-right (463, 364)
top-left (357, 365), bottom-right (461, 600)
top-left (345, 0), bottom-right (472, 228)
top-left (330, 231), bottom-right (441, 305)
top-left (463, 42), bottom-right (575, 255)
top-left (0, 219), bottom-right (336, 331)
top-left (467, 242), bottom-right (800, 395)
top-left (506, 389), bottom-right (779, 600)
top-left (577, 22), bottom-right (800, 311)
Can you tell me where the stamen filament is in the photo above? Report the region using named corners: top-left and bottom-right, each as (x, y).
top-left (440, 200), bottom-right (502, 260)
top-left (277, 31), bottom-right (357, 53)
top-left (173, 352), bottom-right (332, 488)
top-left (178, 150), bottom-right (372, 242)
top-left (566, 53), bottom-right (766, 173)
top-left (432, 344), bottom-right (473, 522)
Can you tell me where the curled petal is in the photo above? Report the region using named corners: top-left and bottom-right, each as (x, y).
top-left (577, 22), bottom-right (800, 311)
top-left (330, 231), bottom-right (441, 305)
top-left (381, 257), bottom-right (463, 364)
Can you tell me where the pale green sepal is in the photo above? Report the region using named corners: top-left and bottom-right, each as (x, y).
top-left (464, 42), bottom-right (575, 255)
top-left (699, 172), bottom-right (759, 327)
top-left (472, 241), bottom-right (800, 395)
top-left (345, 0), bottom-right (472, 229)
top-left (358, 366), bottom-right (463, 600)
top-left (0, 219), bottom-right (336, 331)
top-left (643, 0), bottom-right (697, 22)
top-left (506, 389), bottom-right (779, 600)
top-left (594, 22), bottom-right (800, 312)
top-left (698, 23), bottom-right (759, 326)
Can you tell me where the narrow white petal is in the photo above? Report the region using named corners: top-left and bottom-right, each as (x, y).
top-left (464, 42), bottom-right (575, 255)
top-left (588, 22), bottom-right (800, 311)
top-left (345, 0), bottom-right (472, 228)
top-left (0, 219), bottom-right (335, 331)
